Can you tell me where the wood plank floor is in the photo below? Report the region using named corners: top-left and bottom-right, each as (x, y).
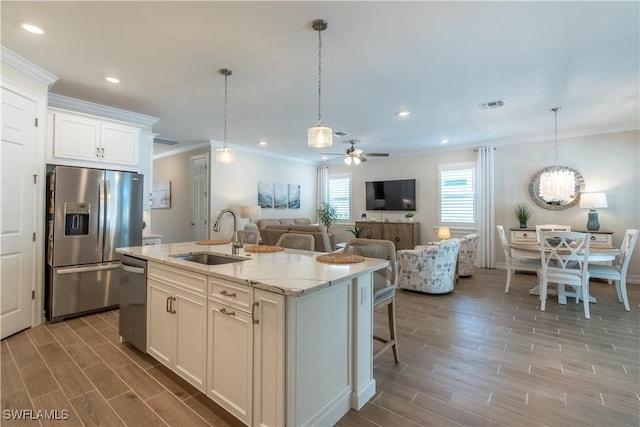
top-left (2, 268), bottom-right (638, 426)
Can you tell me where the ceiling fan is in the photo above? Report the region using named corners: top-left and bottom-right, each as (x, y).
top-left (321, 140), bottom-right (389, 165)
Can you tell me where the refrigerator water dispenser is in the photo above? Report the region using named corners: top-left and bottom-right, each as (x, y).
top-left (64, 202), bottom-right (90, 236)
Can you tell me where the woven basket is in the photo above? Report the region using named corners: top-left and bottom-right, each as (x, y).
top-left (244, 245), bottom-right (284, 253)
top-left (316, 253), bottom-right (365, 264)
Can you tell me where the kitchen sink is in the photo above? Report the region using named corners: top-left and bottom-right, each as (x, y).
top-left (170, 252), bottom-right (247, 265)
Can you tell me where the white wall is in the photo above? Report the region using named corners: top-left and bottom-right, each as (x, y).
top-left (328, 130), bottom-right (640, 281)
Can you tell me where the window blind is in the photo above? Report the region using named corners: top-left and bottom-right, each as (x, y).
top-left (328, 174), bottom-right (351, 220)
top-left (440, 166), bottom-right (476, 224)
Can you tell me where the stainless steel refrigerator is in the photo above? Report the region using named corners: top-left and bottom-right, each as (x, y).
top-left (45, 165), bottom-right (143, 322)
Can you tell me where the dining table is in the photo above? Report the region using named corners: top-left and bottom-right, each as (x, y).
top-left (509, 239), bottom-right (620, 304)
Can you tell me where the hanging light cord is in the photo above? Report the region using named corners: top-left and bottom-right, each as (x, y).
top-left (552, 107), bottom-right (561, 168)
top-left (223, 72), bottom-right (229, 148)
top-left (316, 26), bottom-right (323, 126)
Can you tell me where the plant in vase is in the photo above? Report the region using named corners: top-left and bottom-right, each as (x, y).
top-left (347, 224), bottom-right (366, 238)
top-left (317, 202), bottom-right (338, 233)
top-left (513, 203), bottom-right (532, 228)
top-left (405, 212), bottom-right (415, 222)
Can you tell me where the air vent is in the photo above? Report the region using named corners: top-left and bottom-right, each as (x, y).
top-left (479, 99), bottom-right (505, 110)
top-left (333, 130), bottom-right (349, 137)
top-left (154, 138), bottom-right (180, 145)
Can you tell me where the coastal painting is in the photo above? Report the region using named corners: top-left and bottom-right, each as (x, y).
top-left (151, 181), bottom-right (171, 209)
top-left (258, 181), bottom-right (273, 208)
top-left (274, 183), bottom-right (288, 209)
top-left (288, 184), bottom-right (300, 209)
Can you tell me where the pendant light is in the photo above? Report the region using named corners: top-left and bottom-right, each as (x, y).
top-left (308, 19), bottom-right (333, 148)
top-left (216, 68), bottom-right (236, 164)
top-left (538, 107), bottom-right (576, 203)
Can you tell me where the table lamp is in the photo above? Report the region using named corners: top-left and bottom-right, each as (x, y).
top-left (579, 192), bottom-right (607, 231)
top-left (437, 226), bottom-right (451, 240)
top-left (240, 205), bottom-right (262, 232)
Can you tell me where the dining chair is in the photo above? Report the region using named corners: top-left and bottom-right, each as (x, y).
top-left (275, 233), bottom-right (315, 251)
top-left (343, 238), bottom-right (399, 363)
top-left (587, 229), bottom-right (639, 311)
top-left (535, 224), bottom-right (571, 242)
top-left (497, 225), bottom-right (541, 293)
top-left (538, 231), bottom-right (592, 319)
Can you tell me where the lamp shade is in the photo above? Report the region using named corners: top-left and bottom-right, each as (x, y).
top-left (308, 126), bottom-right (333, 148)
top-left (240, 205), bottom-right (261, 219)
top-left (216, 146), bottom-right (235, 164)
top-left (437, 226), bottom-right (451, 240)
top-left (579, 192), bottom-right (608, 209)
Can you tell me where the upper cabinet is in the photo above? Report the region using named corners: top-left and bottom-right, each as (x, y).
top-left (48, 108), bottom-right (141, 169)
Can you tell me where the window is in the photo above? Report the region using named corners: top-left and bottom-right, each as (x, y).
top-left (328, 173), bottom-right (351, 220)
top-left (439, 163), bottom-right (476, 225)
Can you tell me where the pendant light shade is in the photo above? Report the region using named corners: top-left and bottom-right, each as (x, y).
top-left (216, 68), bottom-right (236, 163)
top-left (308, 19), bottom-right (333, 148)
top-left (538, 107), bottom-right (576, 202)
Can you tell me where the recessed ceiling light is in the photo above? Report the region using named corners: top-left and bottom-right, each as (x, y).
top-left (440, 139), bottom-right (449, 144)
top-left (105, 76), bottom-right (120, 84)
top-left (258, 141), bottom-right (267, 146)
top-left (21, 23), bottom-right (44, 34)
top-left (396, 110), bottom-right (411, 117)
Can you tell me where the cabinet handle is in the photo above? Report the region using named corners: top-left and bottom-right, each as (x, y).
top-left (252, 301), bottom-right (259, 325)
top-left (394, 236), bottom-right (401, 243)
top-left (171, 296), bottom-right (177, 314)
top-left (219, 307), bottom-right (236, 316)
top-left (220, 290), bottom-right (236, 298)
top-left (96, 147), bottom-right (100, 158)
top-left (590, 235), bottom-right (596, 241)
top-left (523, 233), bottom-right (528, 237)
top-left (101, 147), bottom-right (105, 158)
top-left (166, 296), bottom-right (171, 313)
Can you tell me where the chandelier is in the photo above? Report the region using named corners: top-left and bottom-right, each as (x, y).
top-left (216, 68), bottom-right (236, 164)
top-left (539, 107), bottom-right (575, 203)
top-left (308, 19), bottom-right (333, 148)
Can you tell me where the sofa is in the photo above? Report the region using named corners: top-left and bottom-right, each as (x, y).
top-left (256, 218), bottom-right (312, 229)
top-left (259, 224), bottom-right (334, 252)
top-left (396, 239), bottom-right (460, 294)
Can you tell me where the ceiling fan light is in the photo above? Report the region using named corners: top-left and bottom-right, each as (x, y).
top-left (353, 156), bottom-right (362, 165)
top-left (308, 126), bottom-right (333, 148)
top-left (344, 156), bottom-right (352, 165)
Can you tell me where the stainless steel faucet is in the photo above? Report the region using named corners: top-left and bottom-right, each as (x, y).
top-left (213, 209), bottom-right (243, 254)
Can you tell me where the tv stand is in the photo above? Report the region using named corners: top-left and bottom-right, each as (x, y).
top-left (355, 221), bottom-right (420, 250)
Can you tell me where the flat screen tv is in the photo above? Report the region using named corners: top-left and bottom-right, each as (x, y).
top-left (365, 179), bottom-right (416, 211)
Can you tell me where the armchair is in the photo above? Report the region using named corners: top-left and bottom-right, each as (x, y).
top-left (397, 239), bottom-right (460, 294)
top-left (457, 233), bottom-right (479, 277)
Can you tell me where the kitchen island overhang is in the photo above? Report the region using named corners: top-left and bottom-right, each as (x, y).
top-left (116, 242), bottom-right (388, 427)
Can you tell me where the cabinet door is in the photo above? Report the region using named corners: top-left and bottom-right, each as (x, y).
top-left (147, 279), bottom-right (173, 367)
top-left (358, 222), bottom-right (383, 240)
top-left (253, 289), bottom-right (285, 427)
top-left (101, 122), bottom-right (139, 165)
top-left (174, 289), bottom-right (207, 391)
top-left (207, 300), bottom-right (253, 425)
top-left (384, 223), bottom-right (414, 250)
top-left (53, 112), bottom-right (101, 162)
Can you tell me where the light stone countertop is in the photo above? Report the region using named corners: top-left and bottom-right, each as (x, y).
top-left (116, 242), bottom-right (388, 297)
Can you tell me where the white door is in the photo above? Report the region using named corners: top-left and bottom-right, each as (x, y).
top-left (191, 155), bottom-right (209, 241)
top-left (1, 88), bottom-right (37, 339)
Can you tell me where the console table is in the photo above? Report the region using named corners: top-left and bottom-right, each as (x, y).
top-left (356, 221), bottom-right (420, 250)
top-left (510, 228), bottom-right (613, 245)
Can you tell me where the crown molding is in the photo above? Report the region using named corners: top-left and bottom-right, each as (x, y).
top-left (48, 93), bottom-right (159, 128)
top-left (1, 46), bottom-right (58, 86)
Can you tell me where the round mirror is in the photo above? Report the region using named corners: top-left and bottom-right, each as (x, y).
top-left (528, 166), bottom-right (585, 210)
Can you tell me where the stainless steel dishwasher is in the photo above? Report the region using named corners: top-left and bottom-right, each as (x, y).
top-left (119, 255), bottom-right (147, 352)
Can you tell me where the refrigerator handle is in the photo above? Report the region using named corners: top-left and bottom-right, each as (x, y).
top-left (98, 180), bottom-right (105, 255)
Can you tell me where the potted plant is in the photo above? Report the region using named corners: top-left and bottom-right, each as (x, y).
top-left (347, 224), bottom-right (366, 238)
top-left (513, 203), bottom-right (532, 228)
top-left (317, 202), bottom-right (338, 233)
top-left (405, 212), bottom-right (415, 222)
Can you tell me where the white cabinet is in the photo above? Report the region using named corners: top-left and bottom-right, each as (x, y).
top-left (510, 228), bottom-right (537, 242)
top-left (252, 288), bottom-right (285, 427)
top-left (147, 262), bottom-right (207, 391)
top-left (205, 278), bottom-right (285, 427)
top-left (49, 108), bottom-right (141, 167)
top-left (510, 228), bottom-right (613, 245)
top-left (142, 237), bottom-right (162, 245)
top-left (206, 278), bottom-right (254, 425)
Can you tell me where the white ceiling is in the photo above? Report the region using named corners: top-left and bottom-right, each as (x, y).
top-left (2, 1), bottom-right (638, 162)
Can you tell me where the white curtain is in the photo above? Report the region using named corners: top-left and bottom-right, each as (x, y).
top-left (476, 147), bottom-right (496, 268)
top-left (316, 165), bottom-right (329, 221)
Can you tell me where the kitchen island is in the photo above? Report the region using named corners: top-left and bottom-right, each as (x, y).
top-left (116, 241), bottom-right (388, 427)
